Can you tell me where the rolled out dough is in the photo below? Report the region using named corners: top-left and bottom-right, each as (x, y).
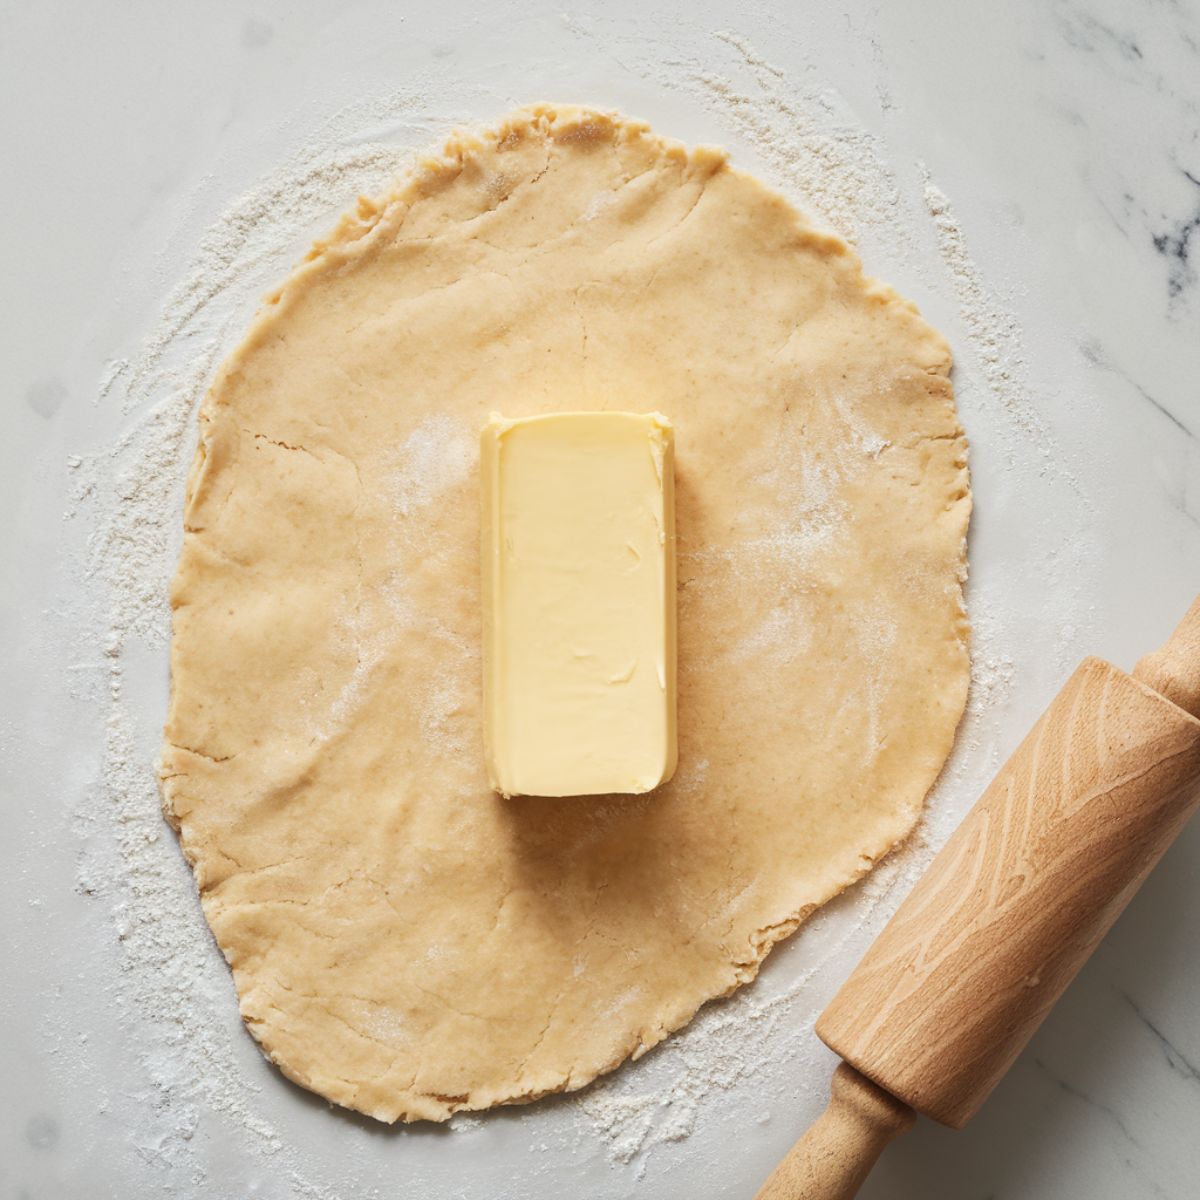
top-left (161, 105), bottom-right (970, 1122)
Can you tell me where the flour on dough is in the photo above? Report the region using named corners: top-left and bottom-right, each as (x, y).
top-left (161, 105), bottom-right (970, 1122)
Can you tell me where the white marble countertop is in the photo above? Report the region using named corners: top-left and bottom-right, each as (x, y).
top-left (4, 2), bottom-right (1199, 1197)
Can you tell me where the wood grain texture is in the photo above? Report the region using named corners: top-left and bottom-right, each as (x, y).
top-left (753, 1064), bottom-right (914, 1200)
top-left (817, 657), bottom-right (1200, 1128)
top-left (1134, 595), bottom-right (1200, 717)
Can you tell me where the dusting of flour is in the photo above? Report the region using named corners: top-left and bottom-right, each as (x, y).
top-left (389, 413), bottom-right (476, 518)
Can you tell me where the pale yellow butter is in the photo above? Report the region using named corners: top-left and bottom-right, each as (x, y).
top-left (481, 411), bottom-right (678, 798)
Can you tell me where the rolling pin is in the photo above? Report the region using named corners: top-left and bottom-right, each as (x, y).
top-left (755, 594), bottom-right (1200, 1199)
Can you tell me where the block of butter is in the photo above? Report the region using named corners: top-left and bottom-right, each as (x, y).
top-left (481, 411), bottom-right (677, 798)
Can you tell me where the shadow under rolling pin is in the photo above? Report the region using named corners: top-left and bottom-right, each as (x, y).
top-left (755, 594), bottom-right (1200, 1200)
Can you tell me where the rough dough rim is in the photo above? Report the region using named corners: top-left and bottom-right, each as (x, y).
top-left (160, 103), bottom-right (971, 1123)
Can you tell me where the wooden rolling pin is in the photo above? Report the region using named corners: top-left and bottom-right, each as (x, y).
top-left (755, 594), bottom-right (1200, 1199)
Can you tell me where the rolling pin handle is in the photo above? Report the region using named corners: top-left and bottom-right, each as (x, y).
top-left (753, 1063), bottom-right (914, 1200)
top-left (1133, 594), bottom-right (1200, 718)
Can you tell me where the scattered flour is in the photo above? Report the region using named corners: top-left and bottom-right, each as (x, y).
top-left (921, 177), bottom-right (1049, 469)
top-left (388, 413), bottom-right (476, 518)
top-left (696, 30), bottom-right (905, 243)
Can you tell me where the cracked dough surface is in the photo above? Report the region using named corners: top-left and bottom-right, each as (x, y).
top-left (161, 105), bottom-right (970, 1123)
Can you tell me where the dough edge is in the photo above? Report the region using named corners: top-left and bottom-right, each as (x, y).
top-left (159, 102), bottom-right (971, 1123)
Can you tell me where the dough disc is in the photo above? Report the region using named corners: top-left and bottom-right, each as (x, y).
top-left (162, 105), bottom-right (970, 1122)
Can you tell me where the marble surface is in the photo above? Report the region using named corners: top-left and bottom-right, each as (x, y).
top-left (3, 1), bottom-right (1200, 1197)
